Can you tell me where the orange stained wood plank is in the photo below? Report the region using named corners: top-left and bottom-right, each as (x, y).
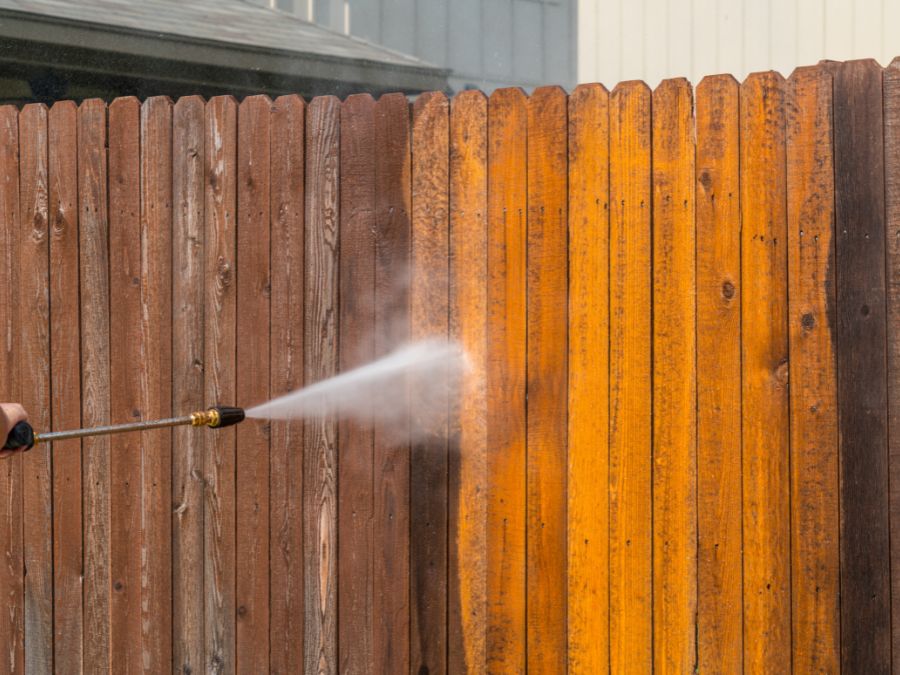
top-left (740, 71), bottom-right (791, 671)
top-left (203, 95), bottom-right (238, 674)
top-left (448, 89), bottom-right (488, 674)
top-left (485, 86), bottom-right (527, 673)
top-left (78, 98), bottom-right (112, 674)
top-left (566, 82), bottom-right (610, 675)
top-left (651, 77), bottom-right (697, 674)
top-left (235, 94), bottom-right (272, 675)
top-left (18, 103), bottom-right (53, 674)
top-left (410, 90), bottom-right (449, 675)
top-left (694, 74), bottom-right (743, 674)
top-left (786, 65), bottom-right (840, 673)
top-left (49, 100), bottom-right (84, 674)
top-left (269, 93), bottom-right (306, 675)
top-left (107, 96), bottom-right (143, 674)
top-left (608, 80), bottom-right (653, 674)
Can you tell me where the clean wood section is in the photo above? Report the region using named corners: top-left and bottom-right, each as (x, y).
top-left (269, 93), bottom-right (306, 675)
top-left (107, 96), bottom-right (142, 674)
top-left (172, 94), bottom-right (206, 675)
top-left (303, 94), bottom-right (340, 674)
top-left (48, 100), bottom-right (83, 674)
top-left (18, 103), bottom-right (52, 674)
top-left (410, 90), bottom-right (449, 675)
top-left (651, 77), bottom-right (697, 673)
top-left (448, 89), bottom-right (488, 674)
top-left (0, 104), bottom-right (23, 675)
top-left (337, 93), bottom-right (376, 675)
top-left (235, 94), bottom-right (272, 675)
top-left (485, 86), bottom-right (527, 674)
top-left (740, 71), bottom-right (791, 672)
top-left (566, 82), bottom-right (610, 675)
top-left (373, 92), bottom-right (411, 674)
top-left (829, 58), bottom-right (892, 673)
top-left (694, 74), bottom-right (742, 674)
top-left (608, 80), bottom-right (653, 673)
top-left (78, 98), bottom-right (112, 674)
top-left (203, 95), bottom-right (238, 674)
top-left (525, 85), bottom-right (568, 674)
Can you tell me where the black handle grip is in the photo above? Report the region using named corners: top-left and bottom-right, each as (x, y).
top-left (3, 421), bottom-right (34, 451)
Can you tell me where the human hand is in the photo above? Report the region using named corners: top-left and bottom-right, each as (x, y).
top-left (0, 403), bottom-right (28, 459)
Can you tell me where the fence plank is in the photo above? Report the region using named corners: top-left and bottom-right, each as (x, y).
top-left (373, 92), bottom-right (411, 674)
top-left (0, 103), bottom-right (23, 675)
top-left (566, 82), bottom-right (610, 675)
top-left (203, 95), bottom-right (238, 675)
top-left (172, 94), bottom-right (206, 675)
top-left (651, 77), bottom-right (696, 673)
top-left (78, 98), bottom-right (112, 674)
top-left (740, 71), bottom-right (790, 671)
top-left (269, 93), bottom-right (305, 675)
top-left (695, 74), bottom-right (742, 675)
top-left (885, 56), bottom-right (900, 675)
top-left (786, 64), bottom-right (840, 673)
top-left (48, 100), bottom-right (83, 675)
top-left (140, 95), bottom-right (174, 673)
top-left (448, 89), bottom-right (488, 674)
top-left (235, 94), bottom-right (272, 675)
top-left (337, 93), bottom-right (375, 675)
top-left (107, 96), bottom-right (142, 674)
top-left (19, 103), bottom-right (52, 675)
top-left (609, 80), bottom-right (653, 673)
top-left (828, 58), bottom-right (891, 672)
top-left (485, 87), bottom-right (527, 673)
top-left (303, 94), bottom-right (339, 675)
top-left (525, 85), bottom-right (568, 674)
top-left (410, 90), bottom-right (449, 675)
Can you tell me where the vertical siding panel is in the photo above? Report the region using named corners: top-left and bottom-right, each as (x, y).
top-left (485, 87), bottom-right (527, 674)
top-left (19, 102), bottom-right (52, 674)
top-left (644, 0), bottom-right (668, 85)
top-left (797, 0), bottom-right (826, 67)
top-left (608, 81), bottom-right (652, 673)
top-left (567, 82), bottom-right (610, 675)
top-left (692, 0), bottom-right (716, 84)
top-left (598, 0), bottom-right (623, 86)
top-left (824, 0), bottom-right (853, 61)
top-left (717, 0), bottom-right (743, 77)
top-left (743, 1), bottom-right (770, 74)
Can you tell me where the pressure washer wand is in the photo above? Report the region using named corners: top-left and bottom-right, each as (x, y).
top-left (2, 406), bottom-right (245, 451)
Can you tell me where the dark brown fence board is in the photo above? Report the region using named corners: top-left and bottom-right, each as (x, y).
top-left (303, 94), bottom-right (340, 674)
top-left (828, 58), bottom-right (892, 672)
top-left (337, 93), bottom-right (376, 675)
top-left (269, 93), bottom-right (305, 675)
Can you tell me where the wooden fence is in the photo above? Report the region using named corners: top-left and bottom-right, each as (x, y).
top-left (1, 57), bottom-right (899, 673)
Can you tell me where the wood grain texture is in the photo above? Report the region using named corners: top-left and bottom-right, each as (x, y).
top-left (78, 98), bottom-right (112, 674)
top-left (410, 91), bottom-right (449, 675)
top-left (694, 74), bottom-right (742, 675)
top-left (485, 87), bottom-right (527, 673)
top-left (651, 77), bottom-right (697, 674)
top-left (269, 93), bottom-right (305, 675)
top-left (373, 92), bottom-right (411, 675)
top-left (448, 89), bottom-right (488, 675)
top-left (566, 82), bottom-right (610, 675)
top-left (18, 103), bottom-right (53, 675)
top-left (525, 85), bottom-right (568, 674)
top-left (107, 96), bottom-right (142, 674)
top-left (740, 71), bottom-right (791, 672)
top-left (235, 94), bottom-right (271, 675)
top-left (608, 80), bottom-right (653, 673)
top-left (336, 93), bottom-right (376, 675)
top-left (140, 95), bottom-right (174, 673)
top-left (203, 95), bottom-right (238, 675)
top-left (827, 58), bottom-right (891, 672)
top-left (786, 64), bottom-right (840, 673)
top-left (48, 100), bottom-right (83, 675)
top-left (0, 103), bottom-right (24, 675)
top-left (172, 94), bottom-right (206, 675)
top-left (303, 94), bottom-right (339, 675)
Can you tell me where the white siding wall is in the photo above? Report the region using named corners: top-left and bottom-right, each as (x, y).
top-left (579, 0), bottom-right (900, 87)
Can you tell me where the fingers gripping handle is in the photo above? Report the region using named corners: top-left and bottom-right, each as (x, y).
top-left (3, 421), bottom-right (34, 451)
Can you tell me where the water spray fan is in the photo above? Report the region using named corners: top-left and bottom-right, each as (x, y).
top-left (2, 406), bottom-right (246, 451)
